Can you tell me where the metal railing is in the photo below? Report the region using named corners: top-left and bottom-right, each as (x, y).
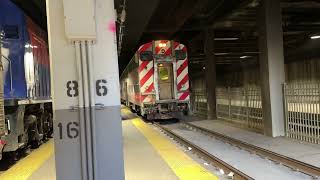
top-left (216, 85), bottom-right (264, 132)
top-left (191, 90), bottom-right (207, 116)
top-left (284, 82), bottom-right (320, 144)
top-left (192, 81), bottom-right (320, 144)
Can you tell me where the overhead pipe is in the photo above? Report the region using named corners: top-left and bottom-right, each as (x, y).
top-left (117, 0), bottom-right (126, 55)
top-left (80, 41), bottom-right (94, 180)
top-left (86, 40), bottom-right (98, 178)
top-left (74, 41), bottom-right (88, 180)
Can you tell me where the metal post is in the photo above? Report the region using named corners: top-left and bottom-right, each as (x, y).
top-left (204, 28), bottom-right (217, 120)
top-left (46, 0), bottom-right (124, 179)
top-left (228, 86), bottom-right (231, 119)
top-left (283, 83), bottom-right (289, 137)
top-left (245, 86), bottom-right (249, 127)
top-left (258, 0), bottom-right (285, 137)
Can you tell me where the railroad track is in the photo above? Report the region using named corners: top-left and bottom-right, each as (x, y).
top-left (154, 122), bottom-right (254, 180)
top-left (182, 122), bottom-right (320, 179)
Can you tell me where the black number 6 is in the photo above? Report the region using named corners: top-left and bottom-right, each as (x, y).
top-left (67, 122), bottom-right (79, 139)
top-left (96, 79), bottom-right (108, 96)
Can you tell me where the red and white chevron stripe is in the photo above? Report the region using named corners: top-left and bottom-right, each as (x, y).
top-left (138, 42), bottom-right (155, 103)
top-left (174, 42), bottom-right (190, 101)
top-left (154, 40), bottom-right (172, 56)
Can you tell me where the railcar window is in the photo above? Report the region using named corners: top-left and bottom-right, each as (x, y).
top-left (175, 50), bottom-right (186, 60)
top-left (140, 51), bottom-right (153, 61)
top-left (159, 66), bottom-right (169, 81)
top-left (3, 25), bottom-right (19, 39)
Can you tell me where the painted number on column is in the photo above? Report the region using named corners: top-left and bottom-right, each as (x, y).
top-left (66, 81), bottom-right (79, 97)
top-left (57, 122), bottom-right (79, 139)
top-left (96, 79), bottom-right (108, 96)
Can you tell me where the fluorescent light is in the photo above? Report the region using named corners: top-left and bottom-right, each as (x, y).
top-left (240, 56), bottom-right (250, 59)
top-left (215, 53), bottom-right (229, 56)
top-left (311, 35), bottom-right (320, 39)
top-left (214, 37), bottom-right (239, 41)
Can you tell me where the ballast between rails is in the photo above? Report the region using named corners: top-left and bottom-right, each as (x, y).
top-left (154, 122), bottom-right (254, 180)
top-left (183, 122), bottom-right (320, 178)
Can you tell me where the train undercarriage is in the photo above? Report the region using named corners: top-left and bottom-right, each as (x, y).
top-left (0, 101), bottom-right (53, 161)
top-left (123, 100), bottom-right (189, 120)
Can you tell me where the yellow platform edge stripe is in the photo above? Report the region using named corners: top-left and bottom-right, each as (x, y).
top-left (0, 140), bottom-right (54, 180)
top-left (121, 107), bottom-right (132, 116)
top-left (132, 118), bottom-right (218, 180)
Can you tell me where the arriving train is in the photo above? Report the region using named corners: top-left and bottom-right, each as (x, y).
top-left (0, 0), bottom-right (53, 160)
top-left (120, 40), bottom-right (190, 120)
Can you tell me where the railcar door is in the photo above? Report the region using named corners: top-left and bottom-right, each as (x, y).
top-left (158, 63), bottom-right (174, 100)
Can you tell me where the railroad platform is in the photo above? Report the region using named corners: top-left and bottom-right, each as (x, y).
top-left (0, 108), bottom-right (218, 180)
top-left (0, 140), bottom-right (55, 180)
top-left (186, 119), bottom-right (320, 168)
top-left (122, 107), bottom-right (218, 180)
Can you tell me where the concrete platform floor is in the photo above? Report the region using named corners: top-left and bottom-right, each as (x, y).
top-left (0, 108), bottom-right (218, 180)
top-left (123, 119), bottom-right (179, 180)
top-left (189, 119), bottom-right (320, 168)
top-left (29, 155), bottom-right (56, 180)
top-left (0, 140), bottom-right (55, 180)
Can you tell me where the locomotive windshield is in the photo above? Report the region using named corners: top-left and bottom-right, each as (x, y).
top-left (3, 25), bottom-right (19, 39)
top-left (140, 51), bottom-right (153, 61)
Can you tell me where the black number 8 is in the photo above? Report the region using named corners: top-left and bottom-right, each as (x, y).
top-left (67, 81), bottom-right (79, 97)
top-left (96, 79), bottom-right (108, 96)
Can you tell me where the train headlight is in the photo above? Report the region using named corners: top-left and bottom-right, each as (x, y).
top-left (158, 43), bottom-right (167, 48)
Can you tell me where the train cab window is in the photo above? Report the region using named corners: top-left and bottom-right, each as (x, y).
top-left (159, 65), bottom-right (169, 81)
top-left (175, 50), bottom-right (186, 60)
top-left (3, 25), bottom-right (19, 39)
top-left (140, 51), bottom-right (153, 61)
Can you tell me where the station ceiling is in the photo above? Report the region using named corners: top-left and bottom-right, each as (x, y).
top-left (12, 0), bottom-right (320, 74)
top-left (11, 0), bottom-right (47, 30)
top-left (115, 0), bottom-right (320, 73)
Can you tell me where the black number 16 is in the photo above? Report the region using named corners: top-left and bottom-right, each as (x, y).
top-left (57, 122), bottom-right (79, 140)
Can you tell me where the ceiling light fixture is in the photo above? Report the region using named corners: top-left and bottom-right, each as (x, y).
top-left (310, 35), bottom-right (320, 40)
top-left (215, 53), bottom-right (229, 56)
top-left (214, 37), bottom-right (239, 41)
top-left (240, 56), bottom-right (250, 59)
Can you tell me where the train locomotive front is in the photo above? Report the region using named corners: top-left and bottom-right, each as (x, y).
top-left (120, 40), bottom-right (190, 120)
top-left (0, 0), bottom-right (53, 160)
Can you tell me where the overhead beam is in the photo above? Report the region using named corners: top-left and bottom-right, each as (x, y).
top-left (118, 0), bottom-right (160, 72)
top-left (165, 0), bottom-right (209, 37)
top-left (207, 0), bottom-right (255, 27)
top-left (11, 0), bottom-right (47, 30)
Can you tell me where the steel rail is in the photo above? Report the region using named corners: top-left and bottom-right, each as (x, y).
top-left (183, 122), bottom-right (320, 178)
top-left (154, 122), bottom-right (254, 180)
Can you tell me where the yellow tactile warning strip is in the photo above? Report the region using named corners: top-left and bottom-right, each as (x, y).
top-left (121, 107), bottom-right (132, 116)
top-left (0, 140), bottom-right (54, 180)
top-left (132, 118), bottom-right (218, 180)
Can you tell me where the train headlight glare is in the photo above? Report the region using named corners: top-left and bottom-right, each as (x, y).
top-left (159, 43), bottom-right (167, 48)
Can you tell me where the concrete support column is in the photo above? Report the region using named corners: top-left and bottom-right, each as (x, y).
top-left (47, 0), bottom-right (124, 179)
top-left (259, 0), bottom-right (285, 137)
top-left (204, 28), bottom-right (217, 120)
